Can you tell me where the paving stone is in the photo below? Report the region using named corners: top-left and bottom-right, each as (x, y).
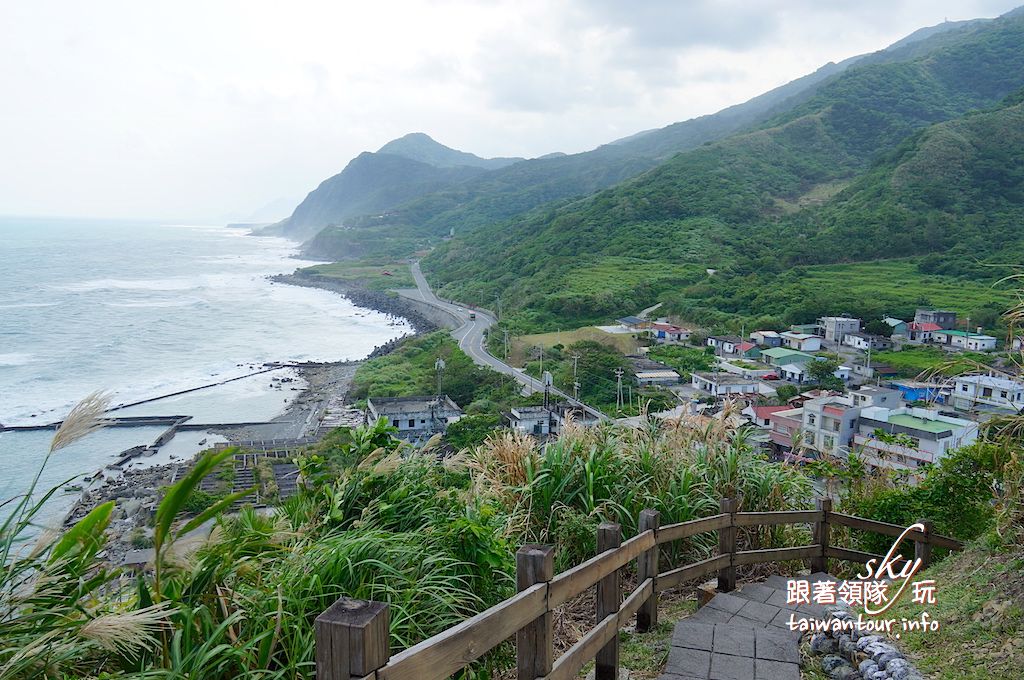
top-left (657, 675), bottom-right (705, 680)
top-left (711, 624), bottom-right (755, 657)
top-left (690, 606), bottom-right (735, 625)
top-left (730, 614), bottom-right (771, 629)
top-left (665, 646), bottom-right (711, 678)
top-left (733, 583), bottom-right (776, 602)
top-left (754, 658), bottom-right (800, 680)
top-left (739, 599), bottom-right (781, 623)
top-left (710, 652), bottom-right (753, 680)
top-left (755, 628), bottom-right (800, 663)
top-left (765, 588), bottom-right (803, 610)
top-left (705, 592), bottom-right (748, 614)
top-left (672, 622), bottom-right (714, 651)
top-left (809, 572), bottom-right (839, 583)
top-left (762, 574), bottom-right (792, 589)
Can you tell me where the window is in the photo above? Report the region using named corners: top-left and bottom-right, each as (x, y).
top-left (982, 388), bottom-right (993, 397)
top-left (807, 414), bottom-right (816, 426)
top-left (408, 419), bottom-right (416, 428)
top-left (1000, 391), bottom-right (1008, 399)
top-left (420, 419), bottom-right (426, 423)
top-left (392, 419), bottom-right (399, 428)
top-left (961, 384), bottom-right (968, 392)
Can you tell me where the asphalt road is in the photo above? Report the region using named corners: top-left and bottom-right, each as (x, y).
top-left (405, 262), bottom-right (607, 421)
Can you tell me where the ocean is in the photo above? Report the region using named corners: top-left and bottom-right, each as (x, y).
top-left (0, 216), bottom-right (410, 523)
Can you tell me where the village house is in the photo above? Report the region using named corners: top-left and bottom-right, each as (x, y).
top-left (766, 407), bottom-right (805, 452)
top-left (853, 406), bottom-right (977, 472)
top-left (931, 329), bottom-right (998, 351)
top-left (690, 371), bottom-right (761, 397)
top-left (367, 395), bottom-right (464, 438)
top-left (817, 316), bottom-right (861, 343)
top-left (779, 331), bottom-right (822, 352)
top-left (706, 335), bottom-right (744, 355)
top-left (906, 321), bottom-right (942, 343)
top-left (759, 347), bottom-right (816, 368)
top-left (750, 330), bottom-right (783, 347)
top-left (735, 341), bottom-right (762, 359)
top-left (883, 317), bottom-right (908, 336)
top-left (952, 374), bottom-right (1024, 412)
top-left (743, 404), bottom-right (789, 428)
top-left (790, 323), bottom-right (820, 336)
top-left (505, 406), bottom-right (556, 436)
top-left (648, 322), bottom-right (691, 344)
top-left (616, 316), bottom-right (651, 332)
top-left (842, 331), bottom-right (893, 351)
top-left (635, 369), bottom-right (682, 386)
top-left (914, 309), bottom-right (957, 330)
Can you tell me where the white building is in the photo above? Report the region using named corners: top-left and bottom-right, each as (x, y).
top-left (931, 330), bottom-right (998, 351)
top-left (779, 331), bottom-right (822, 352)
top-left (854, 406), bottom-right (978, 471)
top-left (952, 374), bottom-right (1024, 412)
top-left (691, 372), bottom-right (761, 397)
top-left (818, 316), bottom-right (862, 343)
top-left (706, 335), bottom-right (743, 355)
top-left (367, 396), bottom-right (464, 437)
top-left (842, 332), bottom-right (893, 351)
top-left (506, 406), bottom-right (556, 436)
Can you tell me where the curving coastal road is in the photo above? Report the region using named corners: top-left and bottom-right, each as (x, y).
top-left (401, 263), bottom-right (608, 421)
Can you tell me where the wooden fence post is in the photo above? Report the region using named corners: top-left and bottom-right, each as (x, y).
top-left (516, 544), bottom-right (555, 680)
top-left (915, 519), bottom-right (933, 568)
top-left (596, 522), bottom-right (622, 680)
top-left (637, 508), bottom-right (661, 632)
top-left (811, 497), bottom-right (832, 574)
top-left (314, 598), bottom-right (390, 680)
top-left (718, 497), bottom-right (738, 593)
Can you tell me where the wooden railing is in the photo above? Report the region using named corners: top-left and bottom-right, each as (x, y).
top-left (314, 497), bottom-right (962, 680)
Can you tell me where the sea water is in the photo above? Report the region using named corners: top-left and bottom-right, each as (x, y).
top-left (0, 216), bottom-right (410, 523)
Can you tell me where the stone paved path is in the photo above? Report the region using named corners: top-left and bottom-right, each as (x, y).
top-left (658, 573), bottom-right (838, 680)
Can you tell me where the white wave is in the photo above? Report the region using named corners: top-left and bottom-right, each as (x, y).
top-left (0, 302), bottom-right (59, 309)
top-left (0, 353), bottom-right (34, 366)
top-left (58, 277), bottom-right (200, 293)
top-left (102, 297), bottom-right (205, 309)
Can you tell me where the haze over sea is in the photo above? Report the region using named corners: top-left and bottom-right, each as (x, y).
top-left (0, 216), bottom-right (410, 521)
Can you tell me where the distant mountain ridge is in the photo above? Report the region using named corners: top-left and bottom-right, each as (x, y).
top-left (421, 10), bottom-right (1024, 327)
top-left (267, 133), bottom-right (519, 240)
top-left (298, 15), bottom-right (991, 261)
top-left (377, 132), bottom-right (523, 169)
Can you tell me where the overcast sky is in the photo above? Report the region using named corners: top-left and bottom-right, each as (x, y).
top-left (1, 0), bottom-right (1020, 222)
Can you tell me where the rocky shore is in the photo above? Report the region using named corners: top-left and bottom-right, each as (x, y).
top-left (269, 272), bottom-right (438, 335)
top-left (65, 272), bottom-right (426, 562)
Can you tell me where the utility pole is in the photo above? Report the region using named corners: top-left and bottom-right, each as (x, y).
top-left (571, 352), bottom-right (581, 401)
top-left (543, 371), bottom-right (552, 409)
top-left (614, 368), bottom-right (625, 412)
top-left (434, 358), bottom-right (445, 397)
top-left (495, 294), bottom-right (502, 320)
top-left (503, 329), bottom-right (510, 361)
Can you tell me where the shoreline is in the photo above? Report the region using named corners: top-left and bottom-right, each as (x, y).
top-left (62, 270), bottom-right (428, 562)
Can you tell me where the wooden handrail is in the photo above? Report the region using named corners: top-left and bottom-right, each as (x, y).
top-left (315, 499), bottom-right (965, 680)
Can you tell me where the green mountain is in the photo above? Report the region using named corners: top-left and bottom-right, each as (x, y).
top-left (301, 16), bottom-right (989, 261)
top-left (422, 11), bottom-right (1024, 330)
top-left (270, 134), bottom-right (521, 241)
top-left (377, 132), bottom-right (523, 169)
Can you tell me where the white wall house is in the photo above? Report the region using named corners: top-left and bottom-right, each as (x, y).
top-left (842, 332), bottom-right (893, 351)
top-left (780, 332), bottom-right (822, 352)
top-left (818, 316), bottom-right (861, 343)
top-left (707, 336), bottom-right (743, 355)
top-left (952, 374), bottom-right (1024, 412)
top-left (506, 406), bottom-right (555, 436)
top-left (367, 396), bottom-right (464, 437)
top-left (854, 406), bottom-right (978, 471)
top-left (691, 372), bottom-right (760, 396)
top-left (932, 330), bottom-right (998, 351)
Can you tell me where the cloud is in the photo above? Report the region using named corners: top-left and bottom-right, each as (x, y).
top-left (0, 0), bottom-right (1021, 220)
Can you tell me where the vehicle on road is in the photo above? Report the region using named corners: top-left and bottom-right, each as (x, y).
top-left (469, 312), bottom-right (476, 320)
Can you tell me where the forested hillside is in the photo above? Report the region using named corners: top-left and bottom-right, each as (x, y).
top-left (423, 12), bottom-right (1024, 331)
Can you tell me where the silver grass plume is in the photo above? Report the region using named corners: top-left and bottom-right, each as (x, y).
top-left (50, 391), bottom-right (111, 453)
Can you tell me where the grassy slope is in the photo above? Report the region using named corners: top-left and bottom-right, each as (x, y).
top-left (423, 15), bottom-right (1024, 332)
top-left (878, 542), bottom-right (1024, 679)
top-left (298, 260), bottom-right (414, 290)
